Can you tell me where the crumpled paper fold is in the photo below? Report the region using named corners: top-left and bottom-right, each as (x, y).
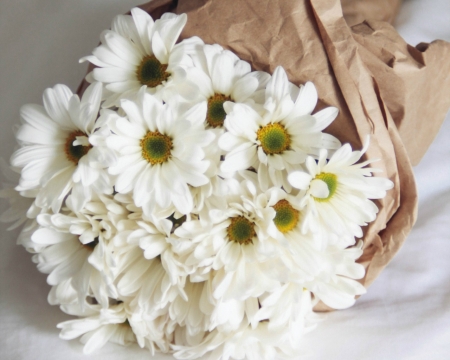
top-left (341, 0), bottom-right (402, 26)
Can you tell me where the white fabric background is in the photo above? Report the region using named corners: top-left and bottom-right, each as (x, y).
top-left (0, 0), bottom-right (449, 359)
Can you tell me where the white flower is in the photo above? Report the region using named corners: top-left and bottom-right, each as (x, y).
top-left (219, 66), bottom-right (341, 190)
top-left (175, 180), bottom-right (284, 301)
top-left (10, 82), bottom-right (113, 213)
top-left (252, 285), bottom-right (319, 343)
top-left (106, 90), bottom-right (214, 216)
top-left (81, 8), bottom-right (200, 107)
top-left (116, 246), bottom-right (184, 315)
top-left (16, 220), bottom-right (43, 253)
top-left (168, 279), bottom-right (213, 337)
top-left (126, 307), bottom-right (174, 354)
top-left (31, 224), bottom-right (113, 307)
top-left (187, 44), bottom-right (269, 129)
top-left (3, 13), bottom-right (400, 358)
top-left (48, 279), bottom-right (79, 306)
top-left (305, 241), bottom-right (367, 309)
top-left (0, 158), bottom-right (39, 230)
top-left (174, 274), bottom-right (261, 334)
top-left (278, 232), bottom-right (367, 309)
top-left (173, 322), bottom-right (301, 360)
top-left (32, 194), bottom-right (127, 307)
top-left (288, 140), bottom-right (394, 241)
top-left (128, 214), bottom-right (195, 285)
top-left (57, 302), bottom-right (136, 354)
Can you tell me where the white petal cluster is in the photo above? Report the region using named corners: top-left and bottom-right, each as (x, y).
top-left (2, 8), bottom-right (394, 360)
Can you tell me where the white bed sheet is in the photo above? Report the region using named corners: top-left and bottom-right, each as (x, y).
top-left (0, 0), bottom-right (449, 359)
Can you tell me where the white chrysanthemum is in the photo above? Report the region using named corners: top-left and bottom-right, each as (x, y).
top-left (128, 214), bottom-right (195, 285)
top-left (187, 44), bottom-right (269, 129)
top-left (15, 220), bottom-right (44, 254)
top-left (106, 90), bottom-right (214, 216)
top-left (81, 8), bottom-right (200, 107)
top-left (288, 140), bottom-right (394, 241)
top-left (169, 279), bottom-right (213, 338)
top-left (219, 66), bottom-right (341, 190)
top-left (48, 279), bottom-right (79, 306)
top-left (127, 306), bottom-right (174, 354)
top-left (173, 321), bottom-right (303, 360)
top-left (175, 180), bottom-right (284, 302)
top-left (31, 225), bottom-right (114, 307)
top-left (304, 241), bottom-right (367, 309)
top-left (116, 245), bottom-right (184, 315)
top-left (175, 274), bottom-right (260, 334)
top-left (278, 229), bottom-right (367, 309)
top-left (0, 158), bottom-right (39, 230)
top-left (252, 286), bottom-right (320, 342)
top-left (32, 195), bottom-right (127, 307)
top-left (10, 82), bottom-right (113, 213)
top-left (57, 302), bottom-right (136, 355)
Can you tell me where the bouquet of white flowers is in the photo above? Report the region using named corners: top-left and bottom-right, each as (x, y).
top-left (4, 0), bottom-right (450, 358)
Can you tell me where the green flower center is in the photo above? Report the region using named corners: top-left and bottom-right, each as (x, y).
top-left (313, 172), bottom-right (338, 202)
top-left (257, 123), bottom-right (291, 155)
top-left (140, 131), bottom-right (173, 165)
top-left (227, 216), bottom-right (255, 245)
top-left (65, 130), bottom-right (91, 165)
top-left (136, 55), bottom-right (170, 88)
top-left (273, 199), bottom-right (300, 233)
top-left (206, 93), bottom-right (232, 128)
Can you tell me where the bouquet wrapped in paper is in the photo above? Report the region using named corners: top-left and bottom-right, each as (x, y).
top-left (3, 0), bottom-right (450, 358)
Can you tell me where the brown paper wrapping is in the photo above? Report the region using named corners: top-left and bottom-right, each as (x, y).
top-left (78, 0), bottom-right (450, 309)
top-left (341, 0), bottom-right (402, 26)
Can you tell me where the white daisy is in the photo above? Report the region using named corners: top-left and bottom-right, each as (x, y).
top-left (237, 170), bottom-right (302, 244)
top-left (81, 8), bottom-right (200, 107)
top-left (288, 139), bottom-right (394, 241)
top-left (10, 82), bottom-right (113, 213)
top-left (234, 174), bottom-right (366, 309)
top-left (187, 44), bottom-right (270, 129)
top-left (175, 180), bottom-right (284, 301)
top-left (57, 302), bottom-right (136, 355)
top-left (219, 66), bottom-right (341, 190)
top-left (106, 90), bottom-right (214, 216)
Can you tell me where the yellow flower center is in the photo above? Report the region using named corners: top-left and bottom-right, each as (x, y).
top-left (206, 93), bottom-right (232, 128)
top-left (257, 123), bottom-right (291, 155)
top-left (140, 131), bottom-right (173, 165)
top-left (64, 130), bottom-right (91, 165)
top-left (227, 216), bottom-right (255, 245)
top-left (313, 172), bottom-right (338, 202)
top-left (136, 55), bottom-right (170, 88)
top-left (272, 199), bottom-right (300, 233)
